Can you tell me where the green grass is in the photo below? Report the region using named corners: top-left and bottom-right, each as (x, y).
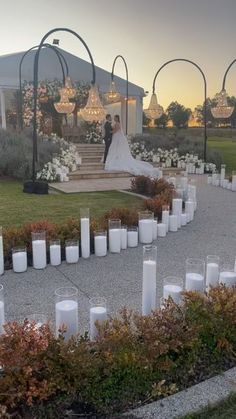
top-left (182, 393), bottom-right (236, 419)
top-left (0, 181), bottom-right (143, 227)
top-left (208, 136), bottom-right (236, 173)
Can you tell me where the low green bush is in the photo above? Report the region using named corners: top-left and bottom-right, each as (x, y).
top-left (0, 286), bottom-right (235, 417)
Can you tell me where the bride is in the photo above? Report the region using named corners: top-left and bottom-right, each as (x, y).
top-left (105, 115), bottom-right (160, 177)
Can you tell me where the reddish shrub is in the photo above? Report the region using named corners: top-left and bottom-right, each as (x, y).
top-left (102, 207), bottom-right (139, 228)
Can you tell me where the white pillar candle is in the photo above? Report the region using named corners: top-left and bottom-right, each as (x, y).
top-left (142, 260), bottom-right (156, 315)
top-left (232, 175), bottom-right (236, 191)
top-left (186, 273), bottom-right (204, 292)
top-left (219, 271), bottom-right (236, 287)
top-left (0, 300), bottom-right (5, 334)
top-left (50, 245), bottom-right (61, 266)
top-left (206, 263), bottom-right (219, 288)
top-left (66, 245), bottom-right (79, 263)
top-left (169, 215), bottom-right (178, 232)
top-left (55, 299), bottom-right (78, 340)
top-left (127, 230), bottom-right (138, 247)
top-left (152, 219), bottom-right (158, 240)
top-left (90, 306), bottom-right (107, 340)
top-left (222, 179), bottom-right (229, 188)
top-left (81, 218), bottom-right (90, 259)
top-left (138, 220), bottom-right (153, 244)
top-left (12, 251), bottom-right (27, 273)
top-left (32, 240), bottom-right (46, 269)
top-left (185, 201), bottom-right (194, 221)
top-left (0, 234), bottom-right (3, 276)
top-left (207, 176), bottom-right (212, 184)
top-left (181, 213), bottom-right (187, 226)
top-left (180, 176), bottom-right (188, 191)
top-left (227, 182), bottom-right (232, 190)
top-left (121, 227), bottom-right (128, 250)
top-left (172, 198), bottom-right (182, 228)
top-left (163, 284), bottom-right (182, 304)
top-left (186, 212), bottom-right (191, 223)
top-left (94, 235), bottom-right (107, 257)
top-left (215, 179), bottom-right (220, 187)
top-left (109, 229), bottom-right (121, 253)
top-left (162, 210), bottom-right (169, 232)
top-left (157, 223), bottom-right (166, 237)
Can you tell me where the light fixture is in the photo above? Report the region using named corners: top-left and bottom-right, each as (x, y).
top-left (54, 87), bottom-right (75, 114)
top-left (144, 93), bottom-right (163, 120)
top-left (80, 84), bottom-right (106, 122)
top-left (211, 89), bottom-right (234, 119)
top-left (104, 80), bottom-right (121, 103)
top-left (64, 76), bottom-right (76, 99)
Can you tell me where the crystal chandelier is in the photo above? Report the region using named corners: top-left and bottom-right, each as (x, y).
top-left (80, 84), bottom-right (106, 122)
top-left (211, 89), bottom-right (234, 119)
top-left (144, 93), bottom-right (163, 120)
top-left (104, 80), bottom-right (121, 103)
top-left (54, 87), bottom-right (75, 114)
top-left (64, 76), bottom-right (76, 99)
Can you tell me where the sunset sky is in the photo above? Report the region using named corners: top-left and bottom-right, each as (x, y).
top-left (0, 0), bottom-right (236, 110)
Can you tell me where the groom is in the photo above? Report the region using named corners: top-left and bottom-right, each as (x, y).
top-left (103, 114), bottom-right (113, 163)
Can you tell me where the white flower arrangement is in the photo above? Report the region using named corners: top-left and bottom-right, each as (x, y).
top-left (129, 142), bottom-right (216, 173)
top-left (36, 134), bottom-right (81, 182)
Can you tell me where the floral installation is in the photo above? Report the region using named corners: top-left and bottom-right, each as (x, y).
top-left (85, 121), bottom-right (103, 144)
top-left (36, 133), bottom-right (81, 182)
top-left (129, 142), bottom-right (216, 173)
top-left (22, 79), bottom-right (90, 128)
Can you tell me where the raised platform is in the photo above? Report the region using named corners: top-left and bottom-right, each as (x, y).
top-left (50, 176), bottom-right (133, 193)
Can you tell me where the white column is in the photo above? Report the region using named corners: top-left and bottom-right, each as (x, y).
top-left (0, 88), bottom-right (6, 129)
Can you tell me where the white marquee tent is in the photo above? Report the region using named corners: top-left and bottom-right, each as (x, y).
top-left (0, 47), bottom-right (145, 134)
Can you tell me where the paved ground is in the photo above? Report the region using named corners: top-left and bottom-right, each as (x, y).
top-left (50, 176), bottom-right (132, 193)
top-left (1, 176), bottom-right (236, 335)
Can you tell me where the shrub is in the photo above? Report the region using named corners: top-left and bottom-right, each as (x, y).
top-left (144, 191), bottom-right (173, 219)
top-left (101, 207), bottom-right (139, 228)
top-left (0, 286), bottom-right (235, 417)
top-left (130, 175), bottom-right (152, 196)
top-left (131, 176), bottom-right (175, 198)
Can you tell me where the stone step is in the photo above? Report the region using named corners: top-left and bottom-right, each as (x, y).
top-left (69, 169), bottom-right (131, 180)
top-left (81, 156), bottom-right (103, 163)
top-left (76, 145), bottom-right (104, 151)
top-left (80, 163), bottom-right (104, 170)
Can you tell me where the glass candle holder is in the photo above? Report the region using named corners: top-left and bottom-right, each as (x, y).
top-left (181, 212), bottom-right (187, 226)
top-left (127, 226), bottom-right (138, 248)
top-left (162, 205), bottom-right (169, 232)
top-left (220, 164), bottom-right (226, 183)
top-left (157, 222), bottom-right (166, 237)
top-left (169, 214), bottom-right (178, 232)
top-left (55, 286), bottom-right (79, 340)
top-left (0, 227), bottom-right (3, 276)
top-left (108, 219), bottom-right (121, 253)
top-left (121, 225), bottom-right (128, 250)
top-left (163, 276), bottom-right (183, 304)
top-left (12, 246), bottom-right (27, 273)
top-left (80, 208), bottom-right (90, 259)
top-left (207, 175), bottom-right (212, 185)
top-left (24, 313), bottom-right (48, 329)
top-left (50, 240), bottom-right (61, 266)
top-left (232, 171), bottom-right (236, 191)
top-left (65, 240), bottom-right (79, 263)
top-left (172, 198), bottom-right (182, 228)
top-left (0, 284), bottom-right (4, 334)
top-left (206, 255), bottom-right (220, 288)
top-left (94, 230), bottom-right (107, 257)
top-left (185, 258), bottom-right (205, 292)
top-left (152, 218), bottom-right (158, 241)
top-left (138, 211), bottom-right (154, 244)
top-left (89, 296), bottom-right (107, 341)
top-left (219, 266), bottom-right (236, 288)
top-left (31, 231), bottom-right (46, 269)
top-left (185, 200), bottom-right (194, 221)
top-left (142, 245), bottom-right (157, 315)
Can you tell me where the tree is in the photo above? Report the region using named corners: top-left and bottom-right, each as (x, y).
top-left (156, 112), bottom-right (169, 128)
top-left (194, 98), bottom-right (217, 127)
top-left (143, 112), bottom-right (151, 127)
top-left (166, 101), bottom-right (191, 128)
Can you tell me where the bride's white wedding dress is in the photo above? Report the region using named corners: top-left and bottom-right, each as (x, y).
top-left (105, 124), bottom-right (160, 177)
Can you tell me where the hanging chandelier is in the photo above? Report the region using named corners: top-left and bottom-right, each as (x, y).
top-left (54, 87), bottom-right (75, 114)
top-left (144, 93), bottom-right (163, 120)
top-left (104, 80), bottom-right (121, 103)
top-left (80, 84), bottom-right (106, 122)
top-left (64, 76), bottom-right (76, 99)
top-left (211, 89), bottom-right (234, 119)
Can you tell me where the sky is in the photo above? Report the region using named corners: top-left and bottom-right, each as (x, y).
top-left (0, 0), bottom-right (236, 110)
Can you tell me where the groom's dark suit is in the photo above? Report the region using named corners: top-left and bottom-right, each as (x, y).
top-left (103, 120), bottom-right (113, 163)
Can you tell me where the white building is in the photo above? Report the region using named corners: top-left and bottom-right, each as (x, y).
top-left (0, 47), bottom-right (144, 135)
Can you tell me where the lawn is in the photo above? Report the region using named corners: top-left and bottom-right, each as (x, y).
top-left (0, 180), bottom-right (143, 227)
top-left (208, 136), bottom-right (236, 173)
top-left (182, 393), bottom-right (236, 419)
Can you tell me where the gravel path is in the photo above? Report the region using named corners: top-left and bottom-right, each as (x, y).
top-left (1, 175), bottom-right (236, 333)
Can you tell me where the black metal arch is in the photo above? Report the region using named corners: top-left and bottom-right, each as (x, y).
top-left (222, 59), bottom-right (236, 91)
top-left (32, 27), bottom-right (96, 182)
top-left (111, 55), bottom-right (129, 135)
top-left (152, 58), bottom-right (207, 160)
top-left (19, 43), bottom-right (68, 129)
